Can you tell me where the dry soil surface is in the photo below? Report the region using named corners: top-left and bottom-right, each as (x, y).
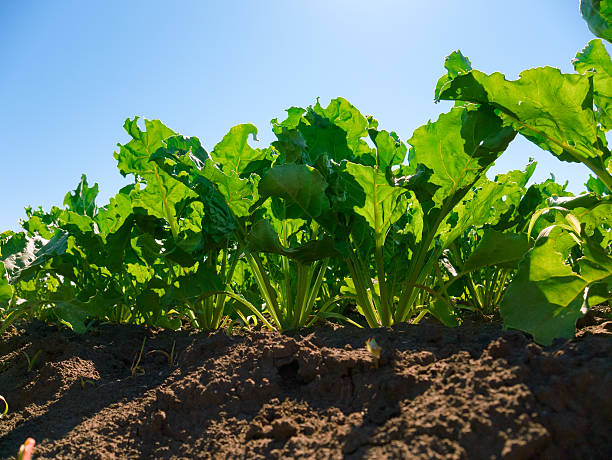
top-left (0, 310), bottom-right (611, 459)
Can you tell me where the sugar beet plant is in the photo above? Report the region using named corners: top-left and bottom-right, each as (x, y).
top-left (0, 99), bottom-right (523, 333)
top-left (0, 97), bottom-right (579, 339)
top-left (435, 29), bottom-right (612, 342)
top-left (1, 6), bottom-right (611, 342)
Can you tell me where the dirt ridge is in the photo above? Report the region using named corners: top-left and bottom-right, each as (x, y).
top-left (0, 312), bottom-right (610, 459)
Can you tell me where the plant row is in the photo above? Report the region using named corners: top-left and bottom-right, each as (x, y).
top-left (1, 36), bottom-right (611, 345)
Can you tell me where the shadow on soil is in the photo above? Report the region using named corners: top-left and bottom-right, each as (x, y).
top-left (0, 309), bottom-right (611, 459)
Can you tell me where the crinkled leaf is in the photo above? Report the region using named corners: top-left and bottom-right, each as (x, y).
top-left (202, 161), bottom-right (255, 218)
top-left (21, 215), bottom-right (56, 239)
top-left (369, 129), bottom-right (407, 170)
top-left (211, 124), bottom-right (268, 175)
top-left (58, 210), bottom-right (96, 235)
top-left (16, 233), bottom-right (70, 281)
top-left (151, 143), bottom-right (246, 228)
top-left (115, 118), bottom-right (172, 177)
top-left (116, 118), bottom-right (196, 236)
top-left (548, 194), bottom-right (612, 238)
top-left (434, 50), bottom-right (472, 101)
top-left (115, 118), bottom-right (176, 177)
top-left (95, 185), bottom-right (134, 236)
top-left (292, 98), bottom-right (371, 164)
top-left (407, 105), bottom-right (516, 215)
top-left (63, 174), bottom-right (98, 217)
top-left (130, 172), bottom-right (196, 229)
top-left (272, 126), bottom-right (308, 164)
top-left (1, 232), bottom-right (52, 282)
top-left (311, 97), bottom-right (371, 158)
top-left (436, 65), bottom-right (610, 171)
top-left (164, 134), bottom-right (209, 164)
top-left (573, 39), bottom-right (612, 130)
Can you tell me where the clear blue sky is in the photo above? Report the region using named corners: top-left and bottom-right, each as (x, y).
top-left (0, 0), bottom-right (600, 231)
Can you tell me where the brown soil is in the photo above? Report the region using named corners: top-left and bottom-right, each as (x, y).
top-left (0, 309), bottom-right (611, 459)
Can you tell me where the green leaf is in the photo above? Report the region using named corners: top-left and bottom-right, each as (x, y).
top-left (212, 124), bottom-right (268, 175)
top-left (202, 161), bottom-right (255, 218)
top-left (164, 135), bottom-right (209, 164)
top-left (429, 299), bottom-right (461, 327)
top-left (255, 164), bottom-right (330, 219)
top-left (130, 172), bottom-right (196, 230)
top-left (580, 0), bottom-right (612, 42)
top-left (63, 174), bottom-right (99, 217)
top-left (95, 185), bottom-right (134, 236)
top-left (16, 233), bottom-right (71, 281)
top-left (586, 174), bottom-right (610, 194)
top-left (150, 150), bottom-right (238, 240)
top-left (272, 126), bottom-right (308, 164)
top-left (115, 118), bottom-right (176, 177)
top-left (573, 39), bottom-right (612, 130)
top-left (103, 215), bottom-right (135, 271)
top-left (163, 263), bottom-right (223, 304)
top-left (21, 207), bottom-right (62, 239)
top-left (436, 61), bottom-right (612, 193)
top-left (272, 107), bottom-right (306, 131)
top-left (293, 97), bottom-right (371, 164)
top-left (311, 97), bottom-right (371, 158)
top-left (462, 230), bottom-right (530, 272)
top-left (438, 67), bottom-right (605, 162)
top-left (247, 219), bottom-right (338, 264)
top-left (1, 232), bottom-right (51, 282)
top-left (437, 167), bottom-right (532, 248)
top-left (54, 296), bottom-right (108, 334)
top-left (116, 118), bottom-right (196, 239)
top-left (369, 129), bottom-right (407, 170)
top-left (21, 215), bottom-right (56, 239)
top-left (0, 262), bottom-right (12, 306)
top-left (494, 175), bottom-right (571, 232)
top-left (344, 162), bottom-right (407, 244)
top-left (501, 226), bottom-right (612, 345)
top-left (58, 210), bottom-right (96, 235)
top-left (547, 194), bottom-right (612, 237)
top-left (434, 50), bottom-right (473, 101)
top-left (407, 105), bottom-right (516, 213)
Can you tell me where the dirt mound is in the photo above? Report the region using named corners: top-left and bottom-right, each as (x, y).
top-left (0, 310), bottom-right (611, 459)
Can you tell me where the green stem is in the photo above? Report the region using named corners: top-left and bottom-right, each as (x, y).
top-left (302, 259), bottom-right (329, 326)
top-left (346, 254), bottom-right (380, 327)
top-left (293, 263), bottom-right (310, 329)
top-left (411, 308), bottom-right (428, 324)
top-left (512, 117), bottom-right (612, 191)
top-left (374, 234), bottom-right (392, 326)
top-left (467, 275), bottom-right (483, 311)
top-left (246, 253), bottom-right (282, 329)
top-left (281, 219), bottom-right (293, 318)
top-left (494, 270), bottom-right (509, 307)
top-left (208, 291), bottom-right (275, 330)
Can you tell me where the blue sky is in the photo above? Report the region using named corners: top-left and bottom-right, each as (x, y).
top-left (0, 0), bottom-right (600, 231)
